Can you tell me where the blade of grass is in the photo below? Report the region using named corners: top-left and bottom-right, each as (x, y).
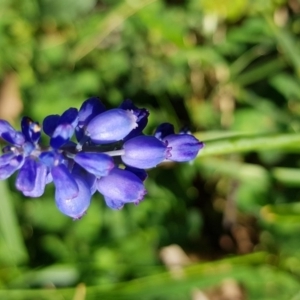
top-left (265, 16), bottom-right (300, 77)
top-left (230, 44), bottom-right (270, 77)
top-left (71, 0), bottom-right (158, 62)
top-left (235, 88), bottom-right (295, 126)
top-left (234, 57), bottom-right (286, 86)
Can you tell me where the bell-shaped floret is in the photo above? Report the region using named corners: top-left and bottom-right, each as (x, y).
top-left (55, 175), bottom-right (91, 219)
top-left (44, 108), bottom-right (78, 148)
top-left (50, 124), bottom-right (74, 149)
top-left (122, 136), bottom-right (171, 169)
top-left (120, 100), bottom-right (149, 140)
top-left (59, 108), bottom-right (78, 128)
top-left (43, 115), bottom-right (60, 136)
top-left (86, 109), bottom-right (138, 144)
top-left (78, 97), bottom-right (106, 127)
top-left (0, 120), bottom-right (25, 146)
top-left (52, 164), bottom-right (79, 201)
top-left (0, 154), bottom-right (24, 180)
top-left (97, 168), bottom-right (146, 210)
top-left (74, 152), bottom-right (114, 177)
top-left (76, 97), bottom-right (106, 141)
top-left (16, 158), bottom-right (47, 197)
top-left (21, 117), bottom-right (41, 144)
top-left (154, 123), bottom-right (175, 140)
top-left (163, 134), bottom-right (204, 162)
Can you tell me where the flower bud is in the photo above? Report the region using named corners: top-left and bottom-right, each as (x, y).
top-left (97, 168), bottom-right (146, 209)
top-left (122, 136), bottom-right (170, 169)
top-left (50, 124), bottom-right (74, 149)
top-left (59, 108), bottom-right (78, 128)
top-left (154, 123), bottom-right (175, 140)
top-left (78, 97), bottom-right (106, 127)
top-left (52, 164), bottom-right (79, 201)
top-left (76, 97), bottom-right (106, 141)
top-left (163, 134), bottom-right (204, 162)
top-left (86, 109), bottom-right (138, 144)
top-left (55, 175), bottom-right (91, 219)
top-left (120, 100), bottom-right (149, 140)
top-left (0, 120), bottom-right (25, 146)
top-left (43, 115), bottom-right (60, 136)
top-left (21, 117), bottom-right (41, 144)
top-left (16, 158), bottom-right (47, 197)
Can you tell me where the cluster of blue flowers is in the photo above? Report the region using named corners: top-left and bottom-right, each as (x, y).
top-left (0, 98), bottom-right (204, 219)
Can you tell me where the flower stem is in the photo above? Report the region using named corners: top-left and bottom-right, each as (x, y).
top-left (196, 132), bottom-right (300, 157)
top-left (104, 149), bottom-right (125, 157)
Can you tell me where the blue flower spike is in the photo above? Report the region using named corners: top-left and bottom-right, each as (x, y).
top-left (0, 98), bottom-right (203, 218)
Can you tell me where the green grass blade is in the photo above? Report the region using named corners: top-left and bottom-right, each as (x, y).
top-left (71, 0), bottom-right (158, 62)
top-left (266, 17), bottom-right (300, 77)
top-left (234, 58), bottom-right (285, 86)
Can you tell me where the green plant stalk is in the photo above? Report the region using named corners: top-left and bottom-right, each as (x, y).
top-left (197, 132), bottom-right (300, 157)
top-left (196, 157), bottom-right (300, 187)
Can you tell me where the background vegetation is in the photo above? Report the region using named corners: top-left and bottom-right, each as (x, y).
top-left (1, 0), bottom-right (300, 299)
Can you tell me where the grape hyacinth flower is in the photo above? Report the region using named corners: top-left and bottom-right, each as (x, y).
top-left (0, 98), bottom-right (204, 219)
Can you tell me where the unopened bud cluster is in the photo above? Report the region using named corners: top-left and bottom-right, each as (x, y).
top-left (0, 98), bottom-right (204, 219)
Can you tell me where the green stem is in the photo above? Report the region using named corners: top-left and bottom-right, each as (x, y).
top-left (197, 132), bottom-right (300, 157)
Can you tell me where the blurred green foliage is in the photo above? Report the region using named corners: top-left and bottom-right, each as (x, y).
top-left (1, 0), bottom-right (300, 299)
